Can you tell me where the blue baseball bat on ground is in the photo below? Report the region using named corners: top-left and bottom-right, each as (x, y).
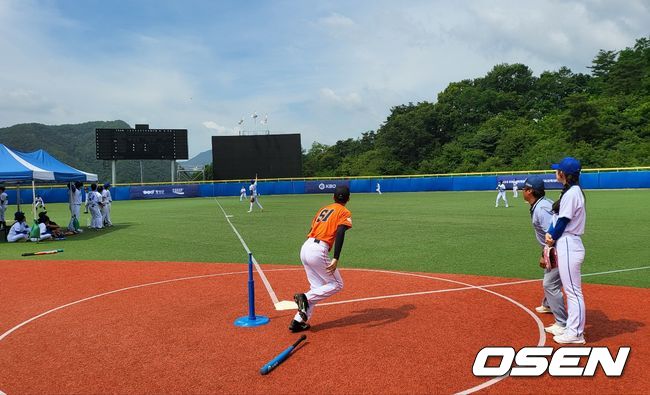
top-left (260, 334), bottom-right (307, 375)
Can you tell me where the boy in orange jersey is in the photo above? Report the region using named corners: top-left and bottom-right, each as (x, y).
top-left (290, 185), bottom-right (352, 332)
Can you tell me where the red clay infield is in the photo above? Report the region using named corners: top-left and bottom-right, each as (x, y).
top-left (0, 260), bottom-right (648, 394)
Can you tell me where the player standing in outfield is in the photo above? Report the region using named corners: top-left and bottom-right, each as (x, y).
top-left (376, 182), bottom-right (382, 194)
top-left (239, 186), bottom-right (247, 201)
top-left (248, 176), bottom-right (263, 212)
top-left (521, 176), bottom-right (567, 336)
top-left (495, 180), bottom-right (508, 207)
top-left (0, 186), bottom-right (8, 229)
top-left (546, 157), bottom-right (587, 344)
top-left (291, 185), bottom-right (353, 332)
top-left (34, 195), bottom-right (46, 212)
top-left (512, 182), bottom-right (518, 198)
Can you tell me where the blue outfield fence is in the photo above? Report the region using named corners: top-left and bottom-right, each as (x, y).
top-left (3, 170), bottom-right (649, 204)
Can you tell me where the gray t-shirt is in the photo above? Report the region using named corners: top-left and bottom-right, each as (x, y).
top-left (531, 197), bottom-right (553, 246)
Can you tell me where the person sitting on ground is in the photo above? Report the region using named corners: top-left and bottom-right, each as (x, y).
top-left (7, 211), bottom-right (30, 242)
top-left (38, 212), bottom-right (71, 239)
top-left (35, 216), bottom-right (53, 241)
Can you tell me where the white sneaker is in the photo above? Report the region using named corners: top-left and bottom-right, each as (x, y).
top-left (247, 210), bottom-right (252, 213)
top-left (544, 322), bottom-right (566, 336)
top-left (553, 333), bottom-right (586, 344)
top-left (535, 305), bottom-right (552, 314)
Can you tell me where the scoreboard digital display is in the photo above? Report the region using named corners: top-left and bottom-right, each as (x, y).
top-left (212, 134), bottom-right (302, 180)
top-left (96, 127), bottom-right (188, 160)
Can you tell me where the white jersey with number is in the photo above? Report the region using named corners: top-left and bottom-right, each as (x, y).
top-left (249, 181), bottom-right (258, 197)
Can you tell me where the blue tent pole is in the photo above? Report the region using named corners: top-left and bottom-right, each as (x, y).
top-left (31, 181), bottom-right (36, 220)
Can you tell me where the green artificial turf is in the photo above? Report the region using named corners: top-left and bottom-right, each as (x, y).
top-left (1, 190), bottom-right (648, 288)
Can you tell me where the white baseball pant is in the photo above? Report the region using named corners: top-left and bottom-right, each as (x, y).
top-left (556, 234), bottom-right (586, 337)
top-left (293, 238), bottom-right (344, 323)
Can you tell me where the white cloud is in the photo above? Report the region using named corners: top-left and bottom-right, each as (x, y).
top-left (319, 88), bottom-right (363, 109)
top-left (318, 12), bottom-right (355, 28)
top-left (201, 121), bottom-right (237, 135)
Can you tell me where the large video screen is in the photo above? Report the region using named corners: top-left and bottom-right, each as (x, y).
top-left (212, 134), bottom-right (302, 180)
top-left (96, 128), bottom-right (188, 160)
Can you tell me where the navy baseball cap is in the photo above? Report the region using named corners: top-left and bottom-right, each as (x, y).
top-left (522, 175), bottom-right (545, 191)
top-left (104, 182), bottom-right (111, 188)
top-left (551, 157), bottom-right (581, 175)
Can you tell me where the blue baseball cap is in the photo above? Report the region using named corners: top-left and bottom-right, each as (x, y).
top-left (104, 182), bottom-right (111, 188)
top-left (551, 157), bottom-right (581, 175)
top-left (522, 175), bottom-right (545, 191)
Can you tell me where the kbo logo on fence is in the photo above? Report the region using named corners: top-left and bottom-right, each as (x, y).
top-left (473, 346), bottom-right (630, 377)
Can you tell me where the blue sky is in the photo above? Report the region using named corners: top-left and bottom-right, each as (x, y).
top-left (1, 0), bottom-right (648, 156)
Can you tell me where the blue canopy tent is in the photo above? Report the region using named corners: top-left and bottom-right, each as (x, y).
top-left (0, 144), bottom-right (97, 219)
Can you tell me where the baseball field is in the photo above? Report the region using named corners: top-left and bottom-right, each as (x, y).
top-left (1, 189), bottom-right (649, 393)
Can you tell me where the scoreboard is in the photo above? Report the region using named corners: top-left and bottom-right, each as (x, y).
top-left (212, 134), bottom-right (302, 179)
top-left (96, 126), bottom-right (188, 160)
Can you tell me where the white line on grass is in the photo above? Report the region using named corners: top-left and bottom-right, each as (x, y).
top-left (319, 265), bottom-right (650, 308)
top-left (214, 198), bottom-right (280, 306)
top-left (582, 265), bottom-right (650, 277)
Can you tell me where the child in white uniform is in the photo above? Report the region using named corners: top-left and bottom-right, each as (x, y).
top-left (34, 195), bottom-right (46, 211)
top-left (0, 186), bottom-right (8, 228)
top-left (7, 211), bottom-right (30, 242)
top-left (495, 181), bottom-right (508, 207)
top-left (248, 177), bottom-right (263, 212)
top-left (546, 157), bottom-right (587, 344)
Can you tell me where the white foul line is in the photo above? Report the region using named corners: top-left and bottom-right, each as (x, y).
top-left (319, 265), bottom-right (650, 308)
top-left (582, 265), bottom-right (650, 277)
top-left (214, 198), bottom-right (280, 305)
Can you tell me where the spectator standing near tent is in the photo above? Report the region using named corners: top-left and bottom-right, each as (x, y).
top-left (68, 182), bottom-right (83, 233)
top-left (102, 183), bottom-right (113, 226)
top-left (0, 186), bottom-right (8, 229)
top-left (84, 186), bottom-right (90, 213)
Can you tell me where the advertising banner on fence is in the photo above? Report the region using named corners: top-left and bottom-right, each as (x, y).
top-left (304, 180), bottom-right (350, 194)
top-left (129, 184), bottom-right (199, 200)
top-left (496, 174), bottom-right (563, 190)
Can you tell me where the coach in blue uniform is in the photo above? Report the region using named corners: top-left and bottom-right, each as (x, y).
top-left (522, 176), bottom-right (567, 336)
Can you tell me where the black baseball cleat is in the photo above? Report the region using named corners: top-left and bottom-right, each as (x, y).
top-left (289, 320), bottom-right (310, 333)
top-left (294, 293), bottom-right (309, 321)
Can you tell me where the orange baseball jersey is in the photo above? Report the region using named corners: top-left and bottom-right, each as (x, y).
top-left (307, 202), bottom-right (352, 248)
